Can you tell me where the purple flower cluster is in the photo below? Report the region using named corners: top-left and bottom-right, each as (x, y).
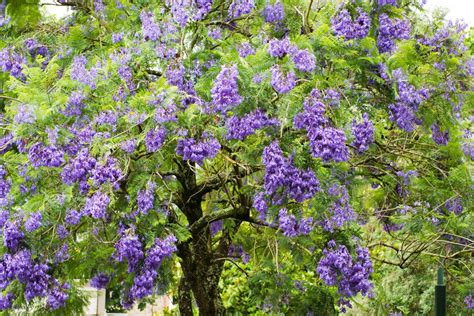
top-left (331, 9), bottom-right (371, 40)
top-left (70, 55), bottom-right (98, 89)
top-left (262, 1), bottom-right (284, 23)
top-left (25, 211), bottom-right (42, 232)
top-left (377, 14), bottom-right (411, 53)
top-left (0, 48), bottom-right (25, 79)
top-left (47, 282), bottom-right (69, 310)
top-left (121, 139), bottom-right (136, 153)
top-left (129, 235), bottom-right (177, 300)
top-left (28, 142), bottom-right (64, 168)
top-left (61, 149), bottom-right (96, 193)
top-left (228, 244), bottom-right (250, 263)
top-left (176, 137), bottom-right (221, 164)
top-left (310, 127), bottom-right (350, 163)
top-left (378, 0), bottom-right (397, 6)
top-left (140, 10), bottom-right (161, 41)
top-left (268, 37), bottom-right (294, 58)
top-left (91, 158), bottom-right (122, 188)
top-left (278, 209), bottom-right (313, 237)
top-left (322, 184), bottom-right (355, 232)
top-left (3, 221), bottom-right (24, 251)
top-left (270, 65), bottom-right (296, 94)
top-left (0, 250), bottom-right (62, 307)
top-left (83, 191), bottom-right (110, 219)
top-left (64, 90), bottom-right (85, 117)
top-left (294, 93), bottom-right (349, 163)
top-left (229, 0), bottom-right (255, 19)
top-left (418, 20), bottom-right (468, 56)
top-left (388, 70), bottom-right (428, 131)
top-left (211, 65), bottom-right (242, 113)
top-left (145, 128), bottom-right (166, 153)
top-left (113, 234), bottom-right (144, 273)
top-left (226, 110), bottom-right (278, 140)
top-left (351, 113), bottom-right (375, 153)
top-left (445, 197), bottom-right (463, 215)
top-left (317, 241), bottom-right (373, 312)
top-left (237, 43), bottom-right (255, 58)
top-left (0, 292), bottom-right (14, 310)
top-left (262, 141), bottom-right (320, 202)
top-left (465, 294), bottom-right (474, 310)
top-left (0, 165), bottom-right (11, 200)
top-left (90, 273), bottom-right (110, 289)
top-left (65, 209), bottom-right (82, 225)
top-left (253, 192), bottom-right (268, 220)
top-left (137, 182), bottom-right (156, 214)
top-left (292, 49), bottom-right (316, 72)
top-left (431, 124), bottom-right (449, 145)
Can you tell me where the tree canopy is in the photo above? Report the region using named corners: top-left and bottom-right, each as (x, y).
top-left (0, 0), bottom-right (472, 314)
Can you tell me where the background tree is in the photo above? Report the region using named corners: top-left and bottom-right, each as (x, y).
top-left (0, 0), bottom-right (472, 315)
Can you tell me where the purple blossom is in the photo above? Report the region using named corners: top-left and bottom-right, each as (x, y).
top-left (13, 104), bottom-right (35, 124)
top-left (388, 103), bottom-right (419, 132)
top-left (331, 9), bottom-right (371, 40)
top-left (309, 127), bottom-right (349, 163)
top-left (121, 139), bottom-right (136, 153)
top-left (46, 282), bottom-right (69, 310)
top-left (465, 294), bottom-right (474, 310)
top-left (229, 0), bottom-right (255, 18)
top-left (113, 234), bottom-right (144, 273)
top-left (63, 90), bottom-right (85, 117)
top-left (278, 209), bottom-right (298, 237)
top-left (61, 149), bottom-right (96, 191)
top-left (83, 191), bottom-right (110, 219)
top-left (378, 0), bottom-right (397, 6)
top-left (210, 220), bottom-right (223, 236)
top-left (144, 235), bottom-right (177, 270)
top-left (28, 143), bottom-right (64, 168)
top-left (0, 292), bottom-right (14, 310)
top-left (57, 225), bottom-right (69, 239)
top-left (70, 55), bottom-right (98, 89)
top-left (112, 32), bottom-right (123, 43)
top-left (90, 273), bottom-right (110, 289)
top-left (130, 269), bottom-right (157, 300)
top-left (268, 37), bottom-right (294, 58)
top-left (226, 109), bottom-right (278, 140)
top-left (24, 263), bottom-right (49, 301)
top-left (237, 43), bottom-right (255, 58)
top-left (140, 10), bottom-right (161, 41)
top-left (211, 65), bottom-right (242, 113)
top-left (317, 242), bottom-right (373, 311)
top-left (3, 221), bottom-right (24, 251)
top-left (145, 128), bottom-right (166, 152)
top-left (55, 244), bottom-right (70, 263)
top-left (91, 158), bottom-right (122, 188)
top-left (377, 14), bottom-right (411, 53)
top-left (323, 184), bottom-right (355, 232)
top-left (25, 211), bottom-right (42, 232)
top-left (292, 49), bottom-right (316, 72)
top-left (351, 113), bottom-right (375, 153)
top-left (137, 182), bottom-right (155, 214)
top-left (253, 192), bottom-right (268, 220)
top-left (208, 27), bottom-right (221, 40)
top-left (271, 65), bottom-right (296, 94)
top-left (431, 124), bottom-right (449, 145)
top-left (65, 209), bottom-right (82, 225)
top-left (262, 1), bottom-right (284, 23)
top-left (445, 197), bottom-right (463, 215)
top-left (262, 141), bottom-right (320, 202)
top-left (176, 137), bottom-right (221, 164)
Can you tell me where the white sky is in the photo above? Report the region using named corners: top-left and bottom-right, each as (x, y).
top-left (425, 0), bottom-right (474, 25)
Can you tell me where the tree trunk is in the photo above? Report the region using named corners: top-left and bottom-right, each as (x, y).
top-left (177, 227), bottom-right (227, 315)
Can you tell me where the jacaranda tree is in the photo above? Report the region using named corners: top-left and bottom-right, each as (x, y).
top-left (0, 0), bottom-right (472, 314)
